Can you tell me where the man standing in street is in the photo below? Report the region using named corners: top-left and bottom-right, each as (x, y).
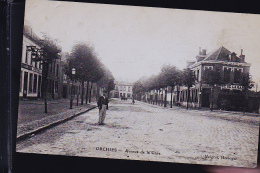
top-left (97, 91), bottom-right (109, 125)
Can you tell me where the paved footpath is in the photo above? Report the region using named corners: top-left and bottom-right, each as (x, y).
top-left (16, 98), bottom-right (260, 168)
top-left (17, 98), bottom-right (97, 140)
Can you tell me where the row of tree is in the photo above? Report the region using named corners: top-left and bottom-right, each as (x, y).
top-left (133, 65), bottom-right (196, 109)
top-left (32, 34), bottom-right (114, 113)
top-left (133, 64), bottom-right (253, 111)
top-left (64, 43), bottom-right (115, 106)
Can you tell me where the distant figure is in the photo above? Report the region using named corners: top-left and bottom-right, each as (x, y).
top-left (97, 93), bottom-right (109, 125)
top-left (132, 97), bottom-right (135, 105)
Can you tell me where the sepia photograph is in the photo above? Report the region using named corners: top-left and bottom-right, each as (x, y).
top-left (16, 0), bottom-right (260, 168)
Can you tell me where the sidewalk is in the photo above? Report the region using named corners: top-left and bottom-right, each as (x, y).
top-left (138, 100), bottom-right (260, 126)
top-left (17, 98), bottom-right (97, 140)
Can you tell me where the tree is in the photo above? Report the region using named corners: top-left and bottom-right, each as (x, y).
top-left (97, 67), bottom-right (115, 98)
top-left (64, 43), bottom-right (104, 105)
top-left (182, 68), bottom-right (196, 109)
top-left (203, 67), bottom-right (222, 111)
top-left (239, 72), bottom-right (254, 113)
top-left (133, 78), bottom-right (146, 101)
top-left (161, 65), bottom-right (181, 108)
top-left (32, 34), bottom-right (61, 113)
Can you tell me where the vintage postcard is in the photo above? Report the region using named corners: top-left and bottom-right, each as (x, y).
top-left (16, 0), bottom-right (260, 168)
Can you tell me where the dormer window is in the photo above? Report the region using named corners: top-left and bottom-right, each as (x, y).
top-left (204, 66), bottom-right (213, 70)
top-left (229, 54), bottom-right (232, 61)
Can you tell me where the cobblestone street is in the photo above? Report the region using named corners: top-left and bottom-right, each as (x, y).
top-left (16, 98), bottom-right (260, 168)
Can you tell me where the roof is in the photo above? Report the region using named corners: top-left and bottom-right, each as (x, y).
top-left (199, 46), bottom-right (244, 63)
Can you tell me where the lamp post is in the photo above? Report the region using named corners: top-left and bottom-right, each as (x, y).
top-left (70, 68), bottom-right (76, 109)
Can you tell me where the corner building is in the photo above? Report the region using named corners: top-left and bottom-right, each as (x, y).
top-left (20, 33), bottom-right (42, 100)
top-left (179, 46), bottom-right (251, 110)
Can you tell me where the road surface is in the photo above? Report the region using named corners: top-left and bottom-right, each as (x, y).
top-left (16, 98), bottom-right (259, 168)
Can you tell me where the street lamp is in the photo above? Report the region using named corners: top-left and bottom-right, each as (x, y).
top-left (70, 68), bottom-right (76, 109)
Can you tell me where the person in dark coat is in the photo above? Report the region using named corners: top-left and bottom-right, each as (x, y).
top-left (97, 92), bottom-right (108, 125)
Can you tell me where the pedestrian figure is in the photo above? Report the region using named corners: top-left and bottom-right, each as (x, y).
top-left (132, 97), bottom-right (135, 105)
top-left (97, 92), bottom-right (109, 125)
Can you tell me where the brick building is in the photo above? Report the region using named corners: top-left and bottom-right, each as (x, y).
top-left (178, 46), bottom-right (251, 110)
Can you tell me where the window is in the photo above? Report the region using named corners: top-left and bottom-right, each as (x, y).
top-left (33, 74), bottom-right (37, 93)
top-left (55, 81), bottom-right (58, 93)
top-left (28, 73), bottom-right (33, 93)
top-left (39, 61), bottom-right (42, 69)
top-left (25, 51), bottom-right (28, 63)
top-left (38, 76), bottom-right (42, 96)
top-left (30, 53), bottom-right (33, 65)
top-left (234, 68), bottom-right (243, 83)
top-left (204, 66), bottom-right (213, 70)
top-left (128, 87), bottom-right (131, 92)
top-left (20, 71), bottom-right (23, 92)
top-left (223, 67), bottom-right (231, 83)
top-left (195, 89), bottom-right (198, 103)
top-left (197, 69), bottom-right (200, 80)
top-left (56, 64), bottom-right (59, 76)
top-left (23, 72), bottom-right (28, 94)
top-left (53, 62), bottom-right (56, 74)
top-left (49, 63), bottom-right (52, 73)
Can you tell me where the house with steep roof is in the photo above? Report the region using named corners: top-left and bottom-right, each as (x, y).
top-left (178, 46), bottom-right (251, 110)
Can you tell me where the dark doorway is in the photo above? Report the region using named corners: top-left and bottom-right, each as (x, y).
top-left (23, 72), bottom-right (28, 98)
top-left (63, 85), bottom-right (67, 98)
top-left (202, 88), bottom-right (210, 107)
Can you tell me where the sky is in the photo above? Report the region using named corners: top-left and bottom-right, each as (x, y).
top-left (24, 0), bottom-right (260, 87)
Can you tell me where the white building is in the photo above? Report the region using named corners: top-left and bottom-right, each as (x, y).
top-left (111, 81), bottom-right (133, 99)
top-left (19, 32), bottom-right (42, 99)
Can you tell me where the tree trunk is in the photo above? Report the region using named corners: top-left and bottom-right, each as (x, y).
top-left (107, 84), bottom-right (110, 98)
top-left (177, 86), bottom-right (180, 102)
top-left (96, 86), bottom-right (100, 101)
top-left (89, 82), bottom-right (93, 103)
top-left (155, 90), bottom-right (158, 105)
top-left (161, 90), bottom-right (163, 106)
top-left (170, 86), bottom-right (174, 108)
top-left (81, 81), bottom-right (84, 105)
top-left (210, 86), bottom-right (213, 111)
top-left (76, 91), bottom-right (79, 106)
top-left (186, 87), bottom-right (190, 109)
top-left (86, 81), bottom-right (89, 104)
top-left (164, 87), bottom-right (167, 107)
top-left (43, 63), bottom-right (49, 113)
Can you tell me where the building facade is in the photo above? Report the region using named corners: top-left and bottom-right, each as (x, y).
top-left (20, 33), bottom-right (42, 99)
top-left (20, 26), bottom-right (63, 100)
top-left (45, 56), bottom-right (63, 100)
top-left (111, 81), bottom-right (133, 99)
top-left (178, 46), bottom-right (251, 110)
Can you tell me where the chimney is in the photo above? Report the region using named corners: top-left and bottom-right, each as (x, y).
top-left (199, 47), bottom-right (202, 55)
top-left (239, 49), bottom-right (245, 62)
top-left (202, 49), bottom-right (207, 55)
